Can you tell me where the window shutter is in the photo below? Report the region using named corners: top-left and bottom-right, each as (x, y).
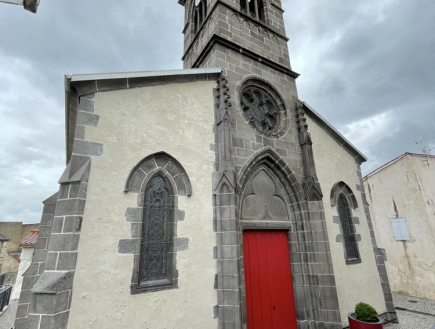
top-left (391, 218), bottom-right (410, 241)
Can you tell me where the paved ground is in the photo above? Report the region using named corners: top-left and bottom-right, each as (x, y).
top-left (385, 294), bottom-right (435, 329)
top-left (0, 293), bottom-right (434, 328)
top-left (0, 299), bottom-right (18, 329)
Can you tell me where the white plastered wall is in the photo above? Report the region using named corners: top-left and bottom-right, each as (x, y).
top-left (306, 116), bottom-right (386, 326)
top-left (11, 247), bottom-right (34, 300)
top-left (364, 154), bottom-right (435, 299)
top-left (68, 81), bottom-right (218, 329)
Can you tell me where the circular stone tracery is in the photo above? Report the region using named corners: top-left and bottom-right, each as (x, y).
top-left (241, 86), bottom-right (281, 136)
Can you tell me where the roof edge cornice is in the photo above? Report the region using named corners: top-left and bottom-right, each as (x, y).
top-left (363, 152), bottom-right (435, 180)
top-left (303, 101), bottom-right (368, 165)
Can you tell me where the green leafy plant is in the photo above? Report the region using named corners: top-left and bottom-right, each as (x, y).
top-left (354, 302), bottom-right (379, 323)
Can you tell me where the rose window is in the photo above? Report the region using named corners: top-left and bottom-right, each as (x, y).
top-left (241, 86), bottom-right (280, 136)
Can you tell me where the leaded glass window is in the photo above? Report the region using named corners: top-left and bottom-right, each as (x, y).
top-left (241, 86), bottom-right (280, 136)
top-left (337, 194), bottom-right (360, 263)
top-left (139, 176), bottom-right (173, 286)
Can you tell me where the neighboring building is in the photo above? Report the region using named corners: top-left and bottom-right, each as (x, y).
top-left (0, 222), bottom-right (39, 277)
top-left (11, 230), bottom-right (39, 301)
top-left (0, 234), bottom-right (8, 261)
top-left (0, 0), bottom-right (40, 13)
top-left (363, 152), bottom-right (435, 300)
top-left (15, 1), bottom-right (395, 328)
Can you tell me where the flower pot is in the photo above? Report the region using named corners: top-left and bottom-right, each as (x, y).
top-left (348, 313), bottom-right (383, 329)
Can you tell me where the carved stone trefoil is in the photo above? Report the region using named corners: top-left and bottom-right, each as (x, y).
top-left (241, 170), bottom-right (287, 220)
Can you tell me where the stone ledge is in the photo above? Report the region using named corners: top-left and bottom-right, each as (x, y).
top-left (32, 271), bottom-right (74, 294)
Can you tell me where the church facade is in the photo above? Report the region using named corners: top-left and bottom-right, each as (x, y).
top-left (15, 1), bottom-right (395, 328)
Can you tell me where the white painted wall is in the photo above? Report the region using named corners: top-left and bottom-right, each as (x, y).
top-left (307, 115), bottom-right (386, 326)
top-left (11, 247), bottom-right (34, 300)
top-left (68, 81), bottom-right (218, 329)
top-left (364, 154), bottom-right (435, 299)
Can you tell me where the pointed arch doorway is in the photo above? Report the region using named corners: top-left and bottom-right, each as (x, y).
top-left (238, 160), bottom-right (300, 329)
top-left (212, 147), bottom-right (341, 328)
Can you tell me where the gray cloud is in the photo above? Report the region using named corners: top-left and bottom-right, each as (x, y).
top-left (286, 0), bottom-right (435, 173)
top-left (0, 0), bottom-right (434, 223)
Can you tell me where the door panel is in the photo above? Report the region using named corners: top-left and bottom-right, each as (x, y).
top-left (243, 230), bottom-right (297, 329)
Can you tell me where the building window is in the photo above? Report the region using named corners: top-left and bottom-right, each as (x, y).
top-left (139, 175), bottom-right (174, 287)
top-left (337, 194), bottom-right (361, 264)
top-left (241, 0), bottom-right (265, 22)
top-left (193, 0), bottom-right (207, 35)
top-left (390, 218), bottom-right (410, 241)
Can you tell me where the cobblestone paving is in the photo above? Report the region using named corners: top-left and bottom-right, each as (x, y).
top-left (385, 294), bottom-right (435, 329)
top-left (0, 299), bottom-right (18, 329)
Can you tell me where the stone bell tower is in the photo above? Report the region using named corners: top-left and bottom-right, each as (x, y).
top-left (178, 0), bottom-right (323, 195)
top-left (178, 1), bottom-right (339, 329)
top-left (178, 0), bottom-right (300, 97)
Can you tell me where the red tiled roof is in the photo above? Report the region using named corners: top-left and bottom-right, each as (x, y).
top-left (20, 230), bottom-right (39, 247)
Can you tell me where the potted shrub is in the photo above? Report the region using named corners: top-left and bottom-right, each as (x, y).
top-left (348, 302), bottom-right (383, 328)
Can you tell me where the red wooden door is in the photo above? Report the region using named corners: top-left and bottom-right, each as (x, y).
top-left (243, 230), bottom-right (297, 329)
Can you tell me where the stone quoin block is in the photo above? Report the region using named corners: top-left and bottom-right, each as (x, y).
top-left (77, 111), bottom-right (99, 127)
top-left (72, 140), bottom-right (103, 157)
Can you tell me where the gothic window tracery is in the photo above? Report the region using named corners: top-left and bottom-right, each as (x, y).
top-left (241, 86), bottom-right (280, 136)
top-left (139, 175), bottom-right (173, 286)
top-left (337, 194), bottom-right (360, 263)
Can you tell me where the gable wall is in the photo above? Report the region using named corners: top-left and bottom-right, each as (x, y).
top-left (364, 155), bottom-right (435, 299)
top-left (306, 115), bottom-right (386, 326)
top-left (67, 81), bottom-right (218, 329)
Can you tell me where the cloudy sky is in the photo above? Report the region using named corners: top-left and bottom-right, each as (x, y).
top-left (0, 0), bottom-right (434, 224)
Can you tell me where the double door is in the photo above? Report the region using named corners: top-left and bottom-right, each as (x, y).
top-left (243, 230), bottom-right (297, 329)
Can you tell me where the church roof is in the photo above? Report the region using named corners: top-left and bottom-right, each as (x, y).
top-left (69, 68), bottom-right (222, 85)
top-left (20, 230), bottom-right (39, 247)
top-left (302, 102), bottom-right (368, 164)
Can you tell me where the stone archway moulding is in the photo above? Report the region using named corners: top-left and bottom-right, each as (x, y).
top-left (124, 151), bottom-right (193, 196)
top-left (330, 181), bottom-right (358, 209)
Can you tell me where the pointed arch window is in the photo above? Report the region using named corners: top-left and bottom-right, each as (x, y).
top-left (240, 0), bottom-right (265, 22)
top-left (337, 194), bottom-right (361, 264)
top-left (139, 175), bottom-right (174, 287)
top-left (192, 0), bottom-right (207, 35)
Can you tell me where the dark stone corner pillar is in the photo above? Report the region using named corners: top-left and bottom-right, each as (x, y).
top-left (15, 156), bottom-right (91, 329)
top-left (14, 193), bottom-right (56, 329)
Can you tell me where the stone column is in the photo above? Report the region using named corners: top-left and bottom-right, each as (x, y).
top-left (213, 74), bottom-right (241, 329)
